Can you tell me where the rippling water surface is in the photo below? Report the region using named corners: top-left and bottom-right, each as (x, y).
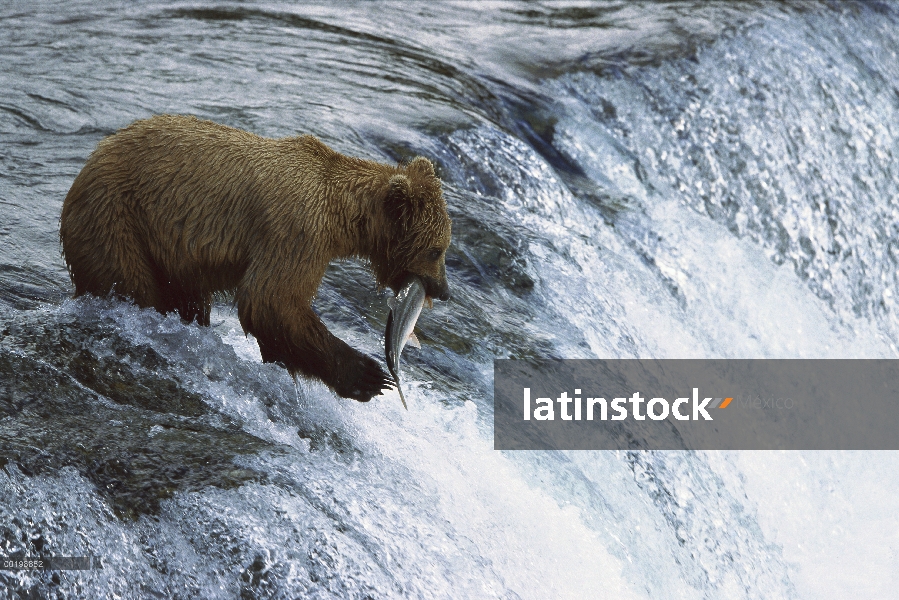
top-left (2, 2), bottom-right (899, 598)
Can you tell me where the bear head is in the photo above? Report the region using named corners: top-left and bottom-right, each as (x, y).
top-left (375, 157), bottom-right (452, 301)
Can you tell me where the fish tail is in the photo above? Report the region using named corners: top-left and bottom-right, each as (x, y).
top-left (398, 384), bottom-right (408, 410)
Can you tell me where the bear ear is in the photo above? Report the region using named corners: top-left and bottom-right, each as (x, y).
top-left (408, 156), bottom-right (435, 178)
top-left (386, 174), bottom-right (415, 225)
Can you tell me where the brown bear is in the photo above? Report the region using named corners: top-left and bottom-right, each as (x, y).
top-left (60, 114), bottom-right (451, 402)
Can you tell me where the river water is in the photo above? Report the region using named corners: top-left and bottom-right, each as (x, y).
top-left (1, 2), bottom-right (898, 598)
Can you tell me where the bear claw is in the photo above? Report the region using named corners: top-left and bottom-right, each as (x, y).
top-left (336, 354), bottom-right (395, 402)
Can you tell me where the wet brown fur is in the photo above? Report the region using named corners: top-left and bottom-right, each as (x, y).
top-left (59, 114), bottom-right (451, 401)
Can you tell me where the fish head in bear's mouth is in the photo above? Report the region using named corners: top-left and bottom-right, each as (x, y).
top-left (385, 241), bottom-right (451, 303)
top-left (391, 270), bottom-right (450, 303)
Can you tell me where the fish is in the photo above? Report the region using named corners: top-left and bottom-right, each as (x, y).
top-left (385, 275), bottom-right (426, 409)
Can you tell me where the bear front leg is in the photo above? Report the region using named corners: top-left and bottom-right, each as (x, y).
top-left (245, 304), bottom-right (394, 402)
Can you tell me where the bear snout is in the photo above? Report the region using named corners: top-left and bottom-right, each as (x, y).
top-left (433, 262), bottom-right (450, 302)
top-left (422, 275), bottom-right (451, 302)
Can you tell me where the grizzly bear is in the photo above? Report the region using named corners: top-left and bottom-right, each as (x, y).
top-left (60, 115), bottom-right (451, 402)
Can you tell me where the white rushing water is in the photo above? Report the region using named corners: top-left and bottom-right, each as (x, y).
top-left (1, 2), bottom-right (898, 599)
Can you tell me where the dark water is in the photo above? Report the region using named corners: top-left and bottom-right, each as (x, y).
top-left (2, 2), bottom-right (898, 598)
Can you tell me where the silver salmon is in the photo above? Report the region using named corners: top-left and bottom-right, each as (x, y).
top-left (385, 276), bottom-right (426, 409)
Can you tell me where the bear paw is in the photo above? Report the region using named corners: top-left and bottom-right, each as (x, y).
top-left (335, 353), bottom-right (394, 402)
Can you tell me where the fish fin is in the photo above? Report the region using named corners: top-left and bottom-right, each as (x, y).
top-left (388, 297), bottom-right (396, 310)
top-left (407, 332), bottom-right (421, 349)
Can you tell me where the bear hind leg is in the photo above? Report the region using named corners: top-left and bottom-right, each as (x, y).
top-left (142, 258), bottom-right (212, 326)
top-left (173, 292), bottom-right (212, 327)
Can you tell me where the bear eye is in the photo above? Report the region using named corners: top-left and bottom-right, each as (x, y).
top-left (426, 248), bottom-right (443, 261)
